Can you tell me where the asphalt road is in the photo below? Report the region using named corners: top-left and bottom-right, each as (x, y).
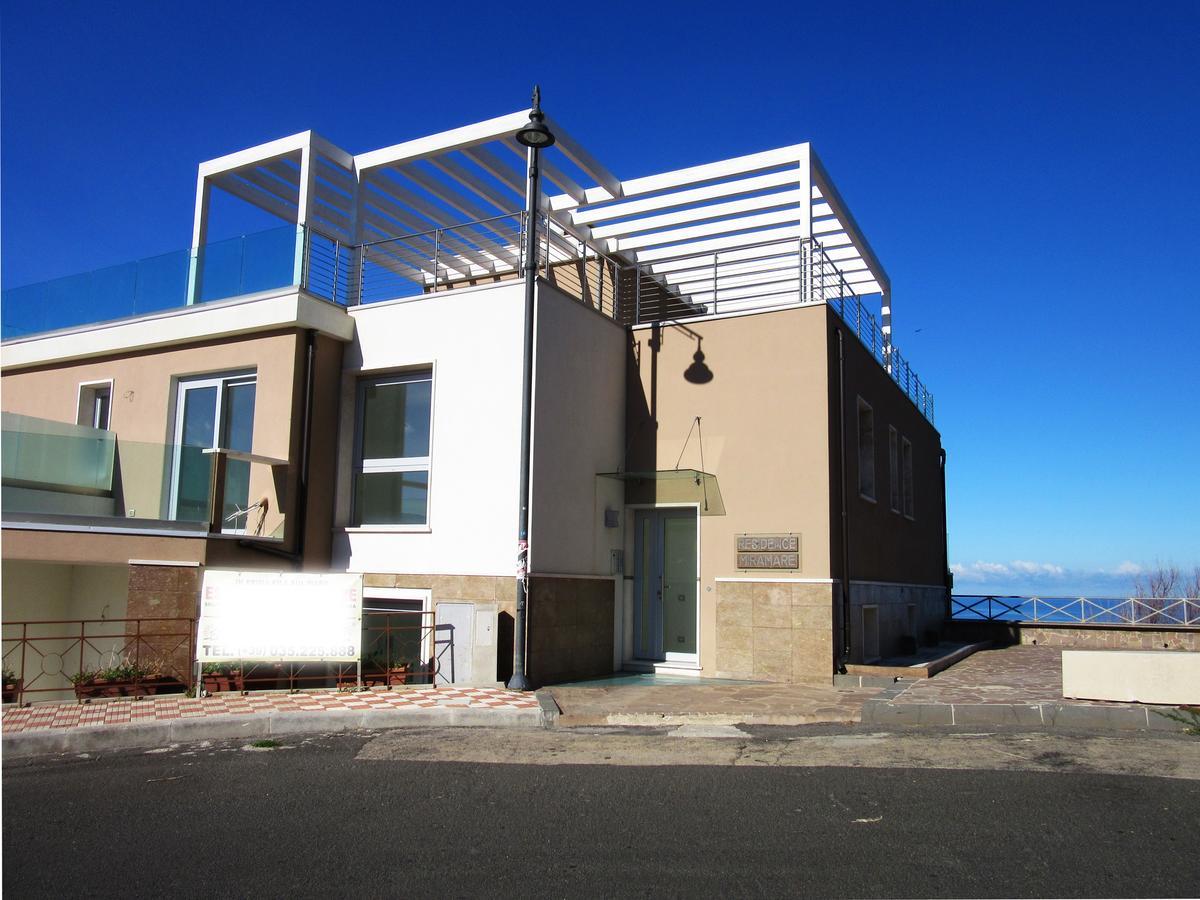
top-left (4, 728), bottom-right (1198, 898)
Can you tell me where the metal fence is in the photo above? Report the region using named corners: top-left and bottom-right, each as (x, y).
top-left (951, 594), bottom-right (1200, 627)
top-left (2, 617), bottom-right (196, 706)
top-left (296, 213), bottom-right (935, 424)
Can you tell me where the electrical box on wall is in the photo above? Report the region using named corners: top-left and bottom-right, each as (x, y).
top-left (610, 549), bottom-right (624, 575)
top-left (604, 508), bottom-right (619, 528)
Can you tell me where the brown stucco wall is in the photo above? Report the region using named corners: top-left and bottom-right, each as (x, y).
top-left (827, 308), bottom-right (947, 588)
top-left (627, 305), bottom-right (833, 676)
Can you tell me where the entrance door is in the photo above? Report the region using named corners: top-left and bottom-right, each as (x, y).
top-left (633, 508), bottom-right (698, 662)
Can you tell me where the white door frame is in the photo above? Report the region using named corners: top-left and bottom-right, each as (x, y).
top-left (629, 502), bottom-right (701, 665)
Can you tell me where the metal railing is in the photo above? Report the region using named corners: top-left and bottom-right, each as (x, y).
top-left (1, 617), bottom-right (196, 706)
top-left (951, 595), bottom-right (1200, 627)
top-left (197, 610), bottom-right (440, 695)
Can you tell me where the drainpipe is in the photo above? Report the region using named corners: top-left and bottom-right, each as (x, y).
top-left (835, 328), bottom-right (852, 673)
top-left (294, 329), bottom-right (317, 564)
top-left (236, 329), bottom-right (316, 567)
top-left (940, 448), bottom-right (950, 622)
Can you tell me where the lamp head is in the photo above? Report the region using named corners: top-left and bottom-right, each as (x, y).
top-left (515, 84), bottom-right (556, 148)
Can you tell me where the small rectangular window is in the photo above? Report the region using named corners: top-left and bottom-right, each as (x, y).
top-left (888, 426), bottom-right (900, 513)
top-left (76, 381), bottom-right (113, 430)
top-left (857, 397), bottom-right (875, 501)
top-left (901, 437), bottom-right (914, 519)
top-left (354, 372), bottom-right (433, 526)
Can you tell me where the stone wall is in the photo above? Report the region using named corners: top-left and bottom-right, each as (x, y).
top-left (714, 581), bottom-right (835, 684)
top-left (527, 576), bottom-right (616, 686)
top-left (1019, 625), bottom-right (1199, 652)
top-left (947, 620), bottom-right (1200, 652)
top-left (362, 573), bottom-right (516, 684)
top-left (846, 582), bottom-right (947, 662)
top-left (125, 562), bottom-right (202, 683)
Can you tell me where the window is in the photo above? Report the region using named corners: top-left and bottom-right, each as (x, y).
top-left (888, 426), bottom-right (900, 513)
top-left (170, 372), bottom-right (257, 525)
top-left (77, 380), bottom-right (112, 430)
top-left (901, 437), bottom-right (915, 519)
top-left (856, 397), bottom-right (875, 501)
top-left (353, 372), bottom-right (432, 526)
top-left (362, 588), bottom-right (433, 683)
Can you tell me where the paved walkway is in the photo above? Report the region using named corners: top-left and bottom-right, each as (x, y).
top-left (548, 678), bottom-right (877, 726)
top-left (864, 645), bottom-right (1185, 730)
top-left (1, 686), bottom-right (540, 748)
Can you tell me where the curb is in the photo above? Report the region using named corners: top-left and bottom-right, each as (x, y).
top-left (1, 705), bottom-right (544, 759)
top-left (861, 691), bottom-right (1185, 732)
top-left (533, 689), bottom-right (560, 728)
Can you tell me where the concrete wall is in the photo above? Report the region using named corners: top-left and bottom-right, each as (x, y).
top-left (529, 281), bottom-right (627, 576)
top-left (334, 282), bottom-right (525, 576)
top-left (626, 305), bottom-right (833, 677)
top-left (842, 582), bottom-right (947, 662)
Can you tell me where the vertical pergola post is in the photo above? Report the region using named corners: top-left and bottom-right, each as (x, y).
top-left (293, 140), bottom-right (316, 289)
top-left (798, 145), bottom-right (813, 302)
top-left (186, 175), bottom-right (211, 306)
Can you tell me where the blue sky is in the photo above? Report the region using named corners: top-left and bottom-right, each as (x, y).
top-left (3, 0), bottom-right (1197, 595)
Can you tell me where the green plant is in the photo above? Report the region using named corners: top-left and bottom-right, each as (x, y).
top-left (69, 669), bottom-right (100, 685)
top-left (1156, 706), bottom-right (1200, 736)
top-left (251, 739), bottom-right (280, 749)
top-left (2, 666), bottom-right (15, 683)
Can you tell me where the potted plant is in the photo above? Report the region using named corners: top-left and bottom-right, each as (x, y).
top-left (2, 666), bottom-right (21, 704)
top-left (200, 663), bottom-right (245, 694)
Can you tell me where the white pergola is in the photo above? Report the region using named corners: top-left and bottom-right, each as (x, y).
top-left (189, 109), bottom-right (891, 339)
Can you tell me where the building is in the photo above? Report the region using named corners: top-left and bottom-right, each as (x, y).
top-left (1, 105), bottom-right (948, 699)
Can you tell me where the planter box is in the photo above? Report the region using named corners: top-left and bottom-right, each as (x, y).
top-left (3, 679), bottom-right (21, 704)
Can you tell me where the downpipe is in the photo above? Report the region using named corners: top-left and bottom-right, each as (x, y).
top-left (836, 328), bottom-right (852, 673)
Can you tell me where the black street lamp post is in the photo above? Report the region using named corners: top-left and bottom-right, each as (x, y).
top-left (508, 86), bottom-right (554, 692)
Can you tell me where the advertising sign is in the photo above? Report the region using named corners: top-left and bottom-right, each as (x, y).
top-left (197, 570), bottom-right (363, 662)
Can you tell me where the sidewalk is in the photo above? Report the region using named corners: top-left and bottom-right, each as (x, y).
top-left (2, 686), bottom-right (546, 758)
top-left (862, 645), bottom-right (1185, 730)
top-left (547, 676), bottom-right (877, 726)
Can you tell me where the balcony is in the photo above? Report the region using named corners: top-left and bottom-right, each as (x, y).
top-left (1, 412), bottom-right (287, 539)
top-left (1, 224), bottom-right (350, 340)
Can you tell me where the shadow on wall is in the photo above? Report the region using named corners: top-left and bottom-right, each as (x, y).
top-left (497, 611), bottom-right (514, 683)
top-left (625, 322), bottom-right (718, 473)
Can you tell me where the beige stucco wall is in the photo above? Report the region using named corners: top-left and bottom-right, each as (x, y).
top-left (2, 561), bottom-right (130, 700)
top-left (627, 305), bottom-right (833, 675)
top-left (1, 329), bottom-right (303, 538)
top-left (529, 281), bottom-right (627, 576)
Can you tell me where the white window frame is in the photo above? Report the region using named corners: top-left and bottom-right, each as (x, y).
top-left (856, 397), bottom-right (875, 502)
top-left (888, 425), bottom-right (900, 513)
top-left (352, 370), bottom-right (433, 528)
top-left (76, 379), bottom-right (114, 430)
top-left (168, 370), bottom-right (257, 527)
top-left (901, 436), bottom-right (915, 520)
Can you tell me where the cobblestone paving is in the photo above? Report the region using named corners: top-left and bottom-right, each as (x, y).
top-left (1, 687), bottom-right (539, 734)
top-left (891, 645), bottom-right (1107, 705)
top-left (549, 680), bottom-right (879, 725)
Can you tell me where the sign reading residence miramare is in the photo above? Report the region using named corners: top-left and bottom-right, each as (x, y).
top-left (735, 534), bottom-right (800, 570)
top-left (197, 570), bottom-right (364, 663)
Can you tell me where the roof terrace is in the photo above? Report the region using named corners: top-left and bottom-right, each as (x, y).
top-left (1, 109), bottom-right (932, 422)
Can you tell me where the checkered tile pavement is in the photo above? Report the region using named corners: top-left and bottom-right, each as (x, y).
top-left (1, 687), bottom-right (539, 734)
